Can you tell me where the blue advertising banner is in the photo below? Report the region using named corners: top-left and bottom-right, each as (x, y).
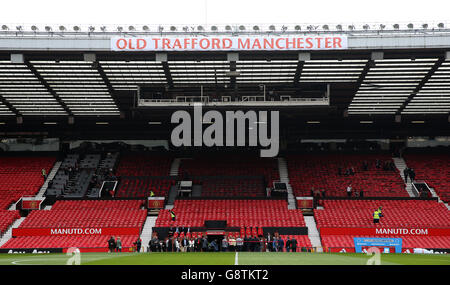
top-left (354, 237), bottom-right (402, 253)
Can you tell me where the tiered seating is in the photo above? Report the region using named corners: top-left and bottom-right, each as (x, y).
top-left (1, 235), bottom-right (138, 249)
top-left (19, 200), bottom-right (146, 228)
top-left (2, 200), bottom-right (146, 250)
top-left (315, 200), bottom-right (450, 250)
top-left (180, 155), bottom-right (279, 184)
top-left (200, 178), bottom-right (265, 197)
top-left (180, 155), bottom-right (279, 197)
top-left (116, 154), bottom-right (172, 176)
top-left (116, 177), bottom-right (175, 198)
top-left (0, 210), bottom-right (20, 235)
top-left (404, 153), bottom-right (450, 203)
top-left (0, 156), bottom-right (55, 209)
top-left (155, 200), bottom-right (305, 228)
top-left (315, 200), bottom-right (450, 229)
top-left (287, 154), bottom-right (407, 197)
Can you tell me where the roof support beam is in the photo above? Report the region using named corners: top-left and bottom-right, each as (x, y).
top-left (161, 61), bottom-right (174, 88)
top-left (93, 61), bottom-right (123, 111)
top-left (24, 60), bottom-right (73, 116)
top-left (0, 94), bottom-right (19, 116)
top-left (294, 52), bottom-right (309, 85)
top-left (156, 53), bottom-right (173, 88)
top-left (396, 57), bottom-right (445, 115)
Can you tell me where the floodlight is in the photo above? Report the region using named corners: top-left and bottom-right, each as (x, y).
top-left (348, 25), bottom-right (355, 30)
top-left (294, 25), bottom-right (301, 31)
top-left (438, 23), bottom-right (445, 28)
top-left (170, 26), bottom-right (177, 31)
top-left (336, 24), bottom-right (342, 30)
top-left (45, 26), bottom-right (52, 32)
top-left (182, 26), bottom-right (189, 32)
top-left (197, 25), bottom-right (204, 31)
top-left (1, 25), bottom-right (9, 30)
top-left (322, 25), bottom-right (329, 30)
top-left (253, 25), bottom-right (260, 31)
top-left (407, 23), bottom-right (414, 29)
top-left (225, 25), bottom-right (232, 31)
top-left (117, 26), bottom-right (123, 32)
top-left (142, 25), bottom-right (150, 31)
top-left (211, 26), bottom-right (218, 31)
top-left (239, 25), bottom-right (245, 31)
top-left (422, 23), bottom-right (428, 29)
top-left (59, 26), bottom-right (66, 31)
top-left (73, 26), bottom-right (80, 32)
top-left (128, 26), bottom-right (135, 31)
top-left (31, 25), bottom-right (38, 31)
top-left (393, 24), bottom-right (400, 30)
top-left (269, 25), bottom-right (276, 31)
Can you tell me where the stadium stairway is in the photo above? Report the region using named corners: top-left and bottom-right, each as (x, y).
top-left (0, 217), bottom-right (25, 247)
top-left (277, 157), bottom-right (296, 209)
top-left (428, 187), bottom-right (450, 210)
top-left (393, 157), bottom-right (416, 197)
top-left (170, 158), bottom-right (181, 176)
top-left (36, 161), bottom-right (62, 198)
top-left (140, 216), bottom-right (157, 251)
top-left (304, 216), bottom-right (323, 252)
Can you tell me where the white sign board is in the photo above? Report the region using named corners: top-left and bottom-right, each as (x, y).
top-left (111, 35), bottom-right (348, 52)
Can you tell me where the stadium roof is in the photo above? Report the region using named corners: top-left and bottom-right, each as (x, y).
top-left (0, 23), bottom-right (449, 140)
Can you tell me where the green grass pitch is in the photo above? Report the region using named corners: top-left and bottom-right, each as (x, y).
top-left (0, 252), bottom-right (449, 265)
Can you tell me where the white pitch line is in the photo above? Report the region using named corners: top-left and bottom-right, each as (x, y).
top-left (235, 252), bottom-right (238, 265)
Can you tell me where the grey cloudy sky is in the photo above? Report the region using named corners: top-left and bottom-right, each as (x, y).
top-left (0, 0), bottom-right (449, 25)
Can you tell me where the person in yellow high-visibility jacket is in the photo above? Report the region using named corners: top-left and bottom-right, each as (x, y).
top-left (170, 210), bottom-right (176, 221)
top-left (150, 191), bottom-right (155, 197)
top-left (373, 209), bottom-right (380, 224)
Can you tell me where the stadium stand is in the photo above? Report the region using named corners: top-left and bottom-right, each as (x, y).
top-left (115, 154), bottom-right (172, 176)
top-left (315, 200), bottom-right (450, 228)
top-left (155, 199), bottom-right (305, 228)
top-left (115, 176), bottom-right (175, 198)
top-left (315, 199), bottom-right (450, 250)
top-left (197, 177), bottom-right (265, 197)
top-left (404, 153), bottom-right (450, 203)
top-left (287, 154), bottom-right (407, 197)
top-left (321, 235), bottom-right (450, 251)
top-left (47, 152), bottom-right (120, 198)
top-left (178, 155), bottom-right (278, 197)
top-left (0, 156), bottom-right (55, 210)
top-left (2, 200), bottom-right (146, 250)
top-left (18, 200), bottom-right (146, 228)
top-left (179, 155), bottom-right (279, 186)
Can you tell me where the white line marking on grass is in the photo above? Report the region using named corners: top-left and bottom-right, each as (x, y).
top-left (235, 252), bottom-right (238, 265)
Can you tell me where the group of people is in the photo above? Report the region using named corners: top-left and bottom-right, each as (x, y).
top-left (403, 167), bottom-right (416, 183)
top-left (147, 232), bottom-right (304, 253)
top-left (107, 236), bottom-right (143, 253)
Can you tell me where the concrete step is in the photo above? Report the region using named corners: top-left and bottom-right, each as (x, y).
top-left (36, 161), bottom-right (62, 198)
top-left (140, 216), bottom-right (158, 252)
top-left (303, 216), bottom-right (322, 252)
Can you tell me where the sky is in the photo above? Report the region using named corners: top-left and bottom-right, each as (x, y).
top-left (0, 0), bottom-right (449, 26)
